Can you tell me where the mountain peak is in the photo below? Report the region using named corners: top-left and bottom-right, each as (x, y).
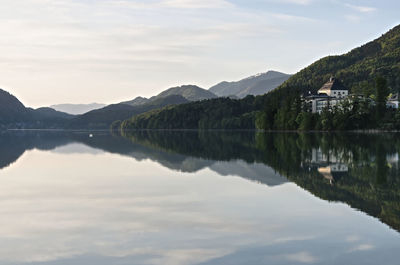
top-left (151, 84), bottom-right (217, 102)
top-left (121, 96), bottom-right (150, 106)
top-left (0, 89), bottom-right (29, 125)
top-left (209, 70), bottom-right (291, 98)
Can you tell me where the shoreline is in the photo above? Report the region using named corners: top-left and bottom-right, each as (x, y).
top-left (2, 128), bottom-right (400, 134)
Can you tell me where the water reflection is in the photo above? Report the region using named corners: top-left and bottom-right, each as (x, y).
top-left (0, 130), bottom-right (399, 265)
top-left (121, 131), bottom-right (400, 233)
top-left (0, 130), bottom-right (287, 186)
top-left (1, 130), bottom-right (400, 233)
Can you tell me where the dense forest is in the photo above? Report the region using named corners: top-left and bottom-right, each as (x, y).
top-left (257, 23), bottom-right (400, 131)
top-left (258, 76), bottom-right (400, 131)
top-left (279, 24), bottom-right (400, 95)
top-left (120, 24), bottom-right (400, 131)
top-left (121, 96), bottom-right (266, 130)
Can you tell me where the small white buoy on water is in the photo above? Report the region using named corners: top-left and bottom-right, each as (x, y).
top-left (89, 134), bottom-right (93, 138)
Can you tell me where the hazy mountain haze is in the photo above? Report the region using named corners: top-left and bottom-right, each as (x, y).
top-left (50, 103), bottom-right (106, 115)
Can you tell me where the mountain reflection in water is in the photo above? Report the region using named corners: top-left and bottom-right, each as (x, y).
top-left (1, 130), bottom-right (399, 233)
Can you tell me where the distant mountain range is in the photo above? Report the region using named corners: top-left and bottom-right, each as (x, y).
top-left (0, 89), bottom-right (74, 129)
top-left (209, 71), bottom-right (291, 98)
top-left (68, 85), bottom-right (215, 129)
top-left (50, 103), bottom-right (106, 115)
top-left (0, 68), bottom-right (291, 129)
top-left (121, 73), bottom-right (292, 108)
top-left (5, 25), bottom-right (397, 131)
top-left (121, 24), bottom-right (400, 130)
top-left (67, 77), bottom-right (290, 129)
top-left (121, 85), bottom-right (217, 106)
top-left (30, 107), bottom-right (74, 120)
top-left (67, 94), bottom-right (189, 129)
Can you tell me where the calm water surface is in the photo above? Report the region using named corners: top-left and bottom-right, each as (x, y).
top-left (0, 131), bottom-right (399, 265)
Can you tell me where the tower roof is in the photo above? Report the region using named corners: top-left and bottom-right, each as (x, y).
top-left (319, 77), bottom-right (348, 92)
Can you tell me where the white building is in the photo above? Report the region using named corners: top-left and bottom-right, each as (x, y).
top-left (306, 95), bottom-right (342, 113)
top-left (318, 77), bottom-right (348, 98)
top-left (305, 77), bottom-right (349, 113)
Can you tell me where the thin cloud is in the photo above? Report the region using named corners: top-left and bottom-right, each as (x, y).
top-left (162, 0), bottom-right (234, 9)
top-left (348, 244), bottom-right (375, 252)
top-left (278, 0), bottom-right (313, 5)
top-left (107, 0), bottom-right (234, 10)
top-left (256, 0), bottom-right (313, 6)
top-left (345, 14), bottom-right (361, 23)
top-left (284, 251), bottom-right (318, 263)
top-left (272, 13), bottom-right (316, 22)
top-left (345, 3), bottom-right (376, 13)
top-left (0, 0), bottom-right (397, 107)
top-left (345, 235), bottom-right (360, 242)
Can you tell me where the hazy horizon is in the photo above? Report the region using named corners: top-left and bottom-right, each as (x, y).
top-left (0, 0), bottom-right (399, 108)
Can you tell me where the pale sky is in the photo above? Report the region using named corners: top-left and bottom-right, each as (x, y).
top-left (0, 0), bottom-right (399, 107)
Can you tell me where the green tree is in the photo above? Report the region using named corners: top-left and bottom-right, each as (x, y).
top-left (296, 112), bottom-right (314, 131)
top-left (255, 111), bottom-right (267, 130)
top-left (375, 76), bottom-right (389, 121)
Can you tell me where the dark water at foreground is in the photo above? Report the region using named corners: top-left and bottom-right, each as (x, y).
top-left (0, 130), bottom-right (399, 265)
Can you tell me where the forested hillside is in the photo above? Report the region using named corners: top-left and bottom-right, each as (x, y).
top-left (121, 96), bottom-right (266, 130)
top-left (257, 24), bottom-right (400, 131)
top-left (120, 24), bottom-right (400, 131)
top-left (279, 24), bottom-right (400, 94)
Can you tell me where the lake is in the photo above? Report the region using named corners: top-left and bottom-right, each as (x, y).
top-left (0, 130), bottom-right (399, 265)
